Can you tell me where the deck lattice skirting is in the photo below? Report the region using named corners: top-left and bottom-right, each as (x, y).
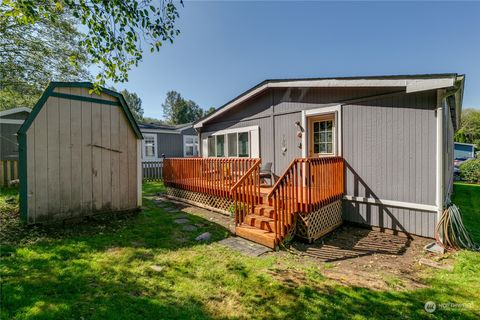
top-left (296, 200), bottom-right (343, 243)
top-left (164, 187), bottom-right (233, 216)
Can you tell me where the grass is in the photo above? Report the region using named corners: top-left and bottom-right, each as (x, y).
top-left (0, 182), bottom-right (479, 319)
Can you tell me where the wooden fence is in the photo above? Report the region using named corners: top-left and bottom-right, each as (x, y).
top-left (0, 160), bottom-right (19, 187)
top-left (142, 161), bottom-right (164, 181)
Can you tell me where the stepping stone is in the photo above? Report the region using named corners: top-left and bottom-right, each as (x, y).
top-left (218, 237), bottom-right (271, 257)
top-left (182, 224), bottom-right (197, 232)
top-left (195, 232), bottom-right (211, 241)
top-left (166, 208), bottom-right (178, 213)
top-left (173, 213), bottom-right (189, 219)
top-left (174, 218), bottom-right (190, 224)
top-left (149, 265), bottom-right (164, 272)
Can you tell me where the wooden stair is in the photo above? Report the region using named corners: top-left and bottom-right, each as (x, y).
top-left (235, 195), bottom-right (278, 249)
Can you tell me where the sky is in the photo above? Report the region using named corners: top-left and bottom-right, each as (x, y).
top-left (112, 1), bottom-right (480, 120)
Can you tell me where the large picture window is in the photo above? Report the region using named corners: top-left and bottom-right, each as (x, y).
top-left (206, 129), bottom-right (253, 158)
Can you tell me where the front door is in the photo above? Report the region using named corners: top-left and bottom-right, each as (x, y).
top-left (308, 114), bottom-right (335, 157)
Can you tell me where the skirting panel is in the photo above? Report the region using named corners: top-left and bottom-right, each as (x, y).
top-left (342, 200), bottom-right (437, 238)
top-left (296, 200), bottom-right (343, 243)
top-left (164, 187), bottom-right (233, 215)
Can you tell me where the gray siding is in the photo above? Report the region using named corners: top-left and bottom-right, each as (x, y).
top-left (157, 132), bottom-right (184, 157)
top-left (342, 91), bottom-right (437, 206)
top-left (1, 123), bottom-right (21, 160)
top-left (343, 201), bottom-right (437, 238)
top-left (200, 86), bottom-right (440, 238)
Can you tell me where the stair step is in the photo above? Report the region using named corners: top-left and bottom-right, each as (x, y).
top-left (235, 224), bottom-right (276, 249)
top-left (253, 204), bottom-right (275, 218)
top-left (244, 214), bottom-right (275, 232)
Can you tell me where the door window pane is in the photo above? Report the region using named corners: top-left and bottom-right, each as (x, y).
top-left (216, 135), bottom-right (225, 157)
top-left (238, 132), bottom-right (249, 157)
top-left (312, 118), bottom-right (334, 155)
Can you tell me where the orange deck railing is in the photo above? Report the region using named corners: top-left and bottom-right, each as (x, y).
top-left (230, 159), bottom-right (261, 225)
top-left (163, 158), bottom-right (260, 198)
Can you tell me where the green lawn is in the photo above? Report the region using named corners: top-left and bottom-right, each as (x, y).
top-left (0, 182), bottom-right (479, 319)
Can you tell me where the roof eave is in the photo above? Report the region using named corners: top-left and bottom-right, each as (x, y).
top-left (194, 74), bottom-right (459, 129)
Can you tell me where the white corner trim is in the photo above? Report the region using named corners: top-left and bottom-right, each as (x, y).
top-left (0, 119), bottom-right (25, 124)
top-left (137, 140), bottom-right (142, 207)
top-left (344, 195), bottom-right (438, 212)
top-left (301, 105), bottom-right (342, 158)
top-left (0, 107), bottom-right (31, 117)
top-left (194, 77), bottom-right (457, 128)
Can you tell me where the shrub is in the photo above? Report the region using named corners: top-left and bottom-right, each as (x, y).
top-left (460, 159), bottom-right (480, 183)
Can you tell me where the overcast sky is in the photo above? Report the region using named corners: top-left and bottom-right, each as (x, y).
top-left (108, 1), bottom-right (480, 119)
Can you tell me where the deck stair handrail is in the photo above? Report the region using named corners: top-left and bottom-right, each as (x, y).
top-left (267, 157), bottom-right (344, 245)
top-left (230, 159), bottom-right (261, 226)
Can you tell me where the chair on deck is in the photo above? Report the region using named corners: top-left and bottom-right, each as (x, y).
top-left (259, 162), bottom-right (275, 186)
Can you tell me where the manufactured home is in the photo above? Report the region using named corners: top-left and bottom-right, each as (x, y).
top-left (454, 142), bottom-right (475, 159)
top-left (18, 82), bottom-right (143, 224)
top-left (0, 107), bottom-right (31, 160)
top-left (163, 74), bottom-right (464, 248)
top-left (139, 122), bottom-right (198, 160)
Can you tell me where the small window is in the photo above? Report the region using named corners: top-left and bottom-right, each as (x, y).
top-left (183, 135), bottom-right (198, 157)
top-left (216, 135), bottom-right (225, 157)
top-left (143, 134), bottom-right (157, 159)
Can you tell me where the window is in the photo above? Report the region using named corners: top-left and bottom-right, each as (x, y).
top-left (238, 132), bottom-right (249, 157)
top-left (208, 136), bottom-right (215, 157)
top-left (143, 134), bottom-right (157, 159)
top-left (207, 130), bottom-right (251, 158)
top-left (312, 118), bottom-right (334, 155)
top-left (183, 135), bottom-right (199, 157)
top-left (216, 135), bottom-right (225, 157)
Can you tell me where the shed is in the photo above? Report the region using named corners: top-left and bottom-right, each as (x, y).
top-left (18, 82), bottom-right (143, 224)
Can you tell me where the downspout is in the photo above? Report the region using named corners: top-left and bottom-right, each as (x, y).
top-left (436, 89), bottom-right (446, 241)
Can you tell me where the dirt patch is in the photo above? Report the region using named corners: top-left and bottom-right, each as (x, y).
top-left (283, 225), bottom-right (436, 291)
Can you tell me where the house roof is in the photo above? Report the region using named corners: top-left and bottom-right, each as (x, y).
top-left (0, 107), bottom-right (31, 118)
top-left (138, 122), bottom-right (193, 134)
top-left (18, 82), bottom-right (143, 139)
top-left (194, 73), bottom-right (465, 129)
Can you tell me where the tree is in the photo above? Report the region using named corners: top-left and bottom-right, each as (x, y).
top-left (2, 0), bottom-right (181, 88)
top-left (455, 109), bottom-right (480, 148)
top-left (0, 11), bottom-right (89, 110)
top-left (204, 107), bottom-right (217, 116)
top-left (162, 91), bottom-right (203, 124)
top-left (120, 89), bottom-right (144, 122)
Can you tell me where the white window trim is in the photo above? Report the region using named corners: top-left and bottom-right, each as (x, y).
top-left (204, 125), bottom-right (259, 158)
top-left (183, 135), bottom-right (199, 157)
top-left (301, 105), bottom-right (342, 158)
top-left (142, 133), bottom-right (158, 160)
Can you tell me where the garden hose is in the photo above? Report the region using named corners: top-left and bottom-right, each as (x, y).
top-left (435, 203), bottom-right (480, 251)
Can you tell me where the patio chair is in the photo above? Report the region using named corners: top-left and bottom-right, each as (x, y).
top-left (259, 162), bottom-right (275, 186)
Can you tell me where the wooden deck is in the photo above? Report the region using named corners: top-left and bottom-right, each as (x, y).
top-left (164, 157), bottom-right (345, 248)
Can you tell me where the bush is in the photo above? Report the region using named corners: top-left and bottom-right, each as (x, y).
top-left (460, 159), bottom-right (480, 183)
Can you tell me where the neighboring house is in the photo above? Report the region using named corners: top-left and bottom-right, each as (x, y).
top-left (183, 73), bottom-right (464, 244)
top-left (138, 122), bottom-right (198, 160)
top-left (454, 142), bottom-right (475, 159)
top-left (0, 107), bottom-right (31, 160)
